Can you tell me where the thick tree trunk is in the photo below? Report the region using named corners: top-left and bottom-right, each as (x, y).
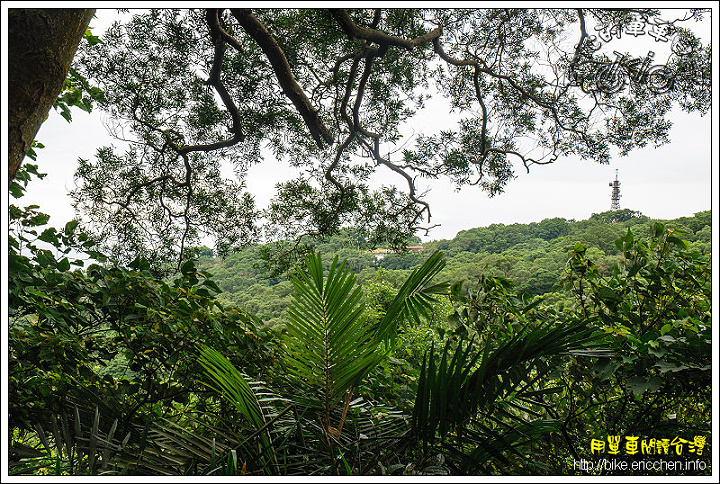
top-left (8, 8), bottom-right (94, 185)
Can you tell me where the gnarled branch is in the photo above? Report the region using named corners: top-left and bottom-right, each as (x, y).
top-left (232, 8), bottom-right (334, 148)
top-left (329, 9), bottom-right (442, 50)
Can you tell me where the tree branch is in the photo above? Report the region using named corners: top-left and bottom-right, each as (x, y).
top-left (205, 8), bottom-right (244, 53)
top-left (232, 8), bottom-right (333, 148)
top-left (329, 9), bottom-right (442, 50)
top-left (571, 8), bottom-right (590, 67)
top-left (363, 137), bottom-right (430, 225)
top-left (176, 10), bottom-right (245, 154)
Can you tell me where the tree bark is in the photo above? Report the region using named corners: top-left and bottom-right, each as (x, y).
top-left (8, 8), bottom-right (94, 185)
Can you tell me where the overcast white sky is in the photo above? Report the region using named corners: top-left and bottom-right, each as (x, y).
top-left (10, 7), bottom-right (720, 243)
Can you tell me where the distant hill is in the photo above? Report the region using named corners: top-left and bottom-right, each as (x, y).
top-left (197, 209), bottom-right (711, 325)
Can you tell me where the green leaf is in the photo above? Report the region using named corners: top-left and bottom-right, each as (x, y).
top-left (201, 278), bottom-right (222, 294)
top-left (596, 286), bottom-right (622, 305)
top-left (655, 361), bottom-right (686, 373)
top-left (35, 252), bottom-right (51, 267)
top-left (9, 183), bottom-right (24, 199)
top-left (84, 29), bottom-right (103, 46)
top-left (56, 258), bottom-right (71, 272)
top-left (180, 259), bottom-right (196, 275)
top-left (128, 257), bottom-right (150, 271)
top-left (651, 222), bottom-right (665, 238)
top-left (59, 106), bottom-right (72, 122)
top-left (667, 235), bottom-right (688, 249)
top-left (626, 376), bottom-right (662, 395)
top-left (64, 220), bottom-right (79, 235)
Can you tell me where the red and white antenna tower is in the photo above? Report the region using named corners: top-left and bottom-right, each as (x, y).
top-left (609, 169), bottom-right (621, 211)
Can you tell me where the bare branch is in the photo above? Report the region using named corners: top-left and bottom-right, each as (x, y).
top-left (177, 152), bottom-right (193, 269)
top-left (175, 11), bottom-right (246, 154)
top-left (362, 137), bottom-right (431, 225)
top-left (571, 8), bottom-right (589, 67)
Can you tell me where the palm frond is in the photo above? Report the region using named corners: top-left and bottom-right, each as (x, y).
top-left (9, 404), bottom-right (133, 476)
top-left (375, 250), bottom-right (449, 344)
top-left (110, 416), bottom-right (246, 475)
top-left (411, 320), bottom-right (600, 464)
top-left (196, 344), bottom-right (277, 471)
top-left (458, 419), bottom-right (560, 473)
top-left (284, 252), bottom-right (383, 422)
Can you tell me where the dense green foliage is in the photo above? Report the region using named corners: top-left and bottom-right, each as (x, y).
top-left (553, 225), bottom-right (712, 462)
top-left (194, 209), bottom-right (711, 326)
top-left (7, 7), bottom-right (712, 477)
top-left (9, 166), bottom-right (711, 474)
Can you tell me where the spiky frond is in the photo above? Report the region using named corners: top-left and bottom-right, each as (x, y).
top-left (411, 320), bottom-right (601, 472)
top-left (197, 344), bottom-right (278, 471)
top-left (284, 252), bottom-right (383, 423)
top-left (375, 250), bottom-right (449, 344)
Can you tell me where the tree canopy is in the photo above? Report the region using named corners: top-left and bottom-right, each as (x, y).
top-left (54, 8), bottom-right (710, 268)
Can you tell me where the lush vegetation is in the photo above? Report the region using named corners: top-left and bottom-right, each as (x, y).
top-left (196, 209), bottom-right (711, 327)
top-left (7, 7), bottom-right (711, 477)
top-left (9, 162), bottom-right (711, 474)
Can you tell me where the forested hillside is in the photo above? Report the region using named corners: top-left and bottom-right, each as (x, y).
top-left (198, 209), bottom-right (711, 326)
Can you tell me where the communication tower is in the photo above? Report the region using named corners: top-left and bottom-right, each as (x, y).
top-left (609, 169), bottom-right (621, 211)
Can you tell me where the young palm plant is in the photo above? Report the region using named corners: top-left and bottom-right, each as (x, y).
top-left (283, 251), bottom-right (448, 447)
top-left (283, 252), bottom-right (382, 443)
top-left (196, 250), bottom-right (605, 475)
top-left (198, 250), bottom-right (449, 474)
